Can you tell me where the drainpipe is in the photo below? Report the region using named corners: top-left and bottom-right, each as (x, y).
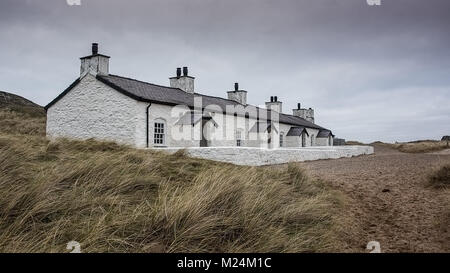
top-left (146, 103), bottom-right (152, 148)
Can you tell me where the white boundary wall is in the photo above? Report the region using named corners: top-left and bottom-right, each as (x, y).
top-left (157, 145), bottom-right (374, 166)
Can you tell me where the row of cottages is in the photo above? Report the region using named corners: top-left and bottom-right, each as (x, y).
top-left (45, 44), bottom-right (334, 149)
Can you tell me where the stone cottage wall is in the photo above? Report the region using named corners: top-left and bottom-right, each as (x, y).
top-left (46, 74), bottom-right (139, 146)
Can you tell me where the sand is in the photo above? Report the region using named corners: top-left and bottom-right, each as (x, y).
top-left (299, 143), bottom-right (450, 252)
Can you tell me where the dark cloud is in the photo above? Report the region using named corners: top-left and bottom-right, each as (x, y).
top-left (0, 0), bottom-right (449, 142)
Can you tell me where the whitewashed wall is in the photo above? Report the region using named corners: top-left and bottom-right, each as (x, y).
top-left (316, 137), bottom-right (333, 146)
top-left (161, 146), bottom-right (375, 166)
top-left (46, 75), bottom-right (139, 146)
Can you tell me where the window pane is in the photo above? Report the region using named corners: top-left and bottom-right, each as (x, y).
top-left (154, 122), bottom-right (165, 145)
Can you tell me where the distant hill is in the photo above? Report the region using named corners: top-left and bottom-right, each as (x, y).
top-left (0, 90), bottom-right (45, 117)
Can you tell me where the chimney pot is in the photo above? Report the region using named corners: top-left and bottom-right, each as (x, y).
top-left (298, 103), bottom-right (301, 109)
top-left (176, 68), bottom-right (181, 78)
top-left (183, 67), bottom-right (188, 76)
top-left (266, 96), bottom-right (282, 113)
top-left (234, 82), bottom-right (239, 91)
top-left (92, 43), bottom-right (98, 55)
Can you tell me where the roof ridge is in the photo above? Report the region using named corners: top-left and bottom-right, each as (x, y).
top-left (105, 74), bottom-right (185, 92)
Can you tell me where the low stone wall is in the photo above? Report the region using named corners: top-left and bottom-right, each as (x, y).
top-left (156, 145), bottom-right (374, 166)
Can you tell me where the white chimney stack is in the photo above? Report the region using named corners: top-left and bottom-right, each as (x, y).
top-left (170, 67), bottom-right (195, 93)
top-left (227, 82), bottom-right (247, 105)
top-left (293, 102), bottom-right (315, 123)
top-left (80, 43), bottom-right (110, 78)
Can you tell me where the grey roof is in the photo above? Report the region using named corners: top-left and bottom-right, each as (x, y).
top-left (46, 74), bottom-right (331, 132)
top-left (287, 127), bottom-right (309, 137)
top-left (175, 111), bottom-right (215, 126)
top-left (175, 111), bottom-right (204, 125)
top-left (317, 130), bottom-right (333, 138)
top-left (249, 121), bottom-right (278, 133)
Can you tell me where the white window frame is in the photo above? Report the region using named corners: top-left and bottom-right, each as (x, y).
top-left (236, 129), bottom-right (243, 147)
top-left (279, 132), bottom-right (284, 147)
top-left (153, 120), bottom-right (166, 146)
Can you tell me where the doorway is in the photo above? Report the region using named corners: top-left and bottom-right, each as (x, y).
top-left (200, 119), bottom-right (208, 147)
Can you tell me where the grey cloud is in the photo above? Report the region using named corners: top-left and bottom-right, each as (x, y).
top-left (0, 0), bottom-right (449, 142)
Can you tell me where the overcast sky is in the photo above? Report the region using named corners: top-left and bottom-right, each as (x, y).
top-left (0, 0), bottom-right (449, 142)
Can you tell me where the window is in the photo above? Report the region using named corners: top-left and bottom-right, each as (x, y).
top-left (236, 130), bottom-right (242, 147)
top-left (154, 122), bottom-right (165, 145)
top-left (279, 132), bottom-right (284, 147)
top-left (311, 134), bottom-right (315, 146)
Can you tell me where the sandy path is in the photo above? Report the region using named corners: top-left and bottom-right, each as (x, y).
top-left (298, 144), bottom-right (450, 253)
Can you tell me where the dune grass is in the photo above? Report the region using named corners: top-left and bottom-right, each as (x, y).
top-left (372, 140), bottom-right (449, 153)
top-left (429, 164), bottom-right (450, 189)
top-left (0, 109), bottom-right (345, 253)
top-left (394, 141), bottom-right (449, 153)
top-left (428, 166), bottom-right (450, 248)
top-left (345, 140), bottom-right (365, 146)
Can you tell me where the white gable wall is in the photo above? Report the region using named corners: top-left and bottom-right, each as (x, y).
top-left (316, 136), bottom-right (333, 146)
top-left (305, 128), bottom-right (320, 147)
top-left (46, 74), bottom-right (139, 146)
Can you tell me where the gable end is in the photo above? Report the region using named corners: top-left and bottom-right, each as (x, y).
top-left (44, 78), bottom-right (81, 111)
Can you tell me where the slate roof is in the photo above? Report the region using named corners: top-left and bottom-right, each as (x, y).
top-left (287, 127), bottom-right (309, 137)
top-left (175, 111), bottom-right (215, 126)
top-left (249, 121), bottom-right (278, 133)
top-left (317, 130), bottom-right (334, 138)
top-left (45, 74), bottom-right (331, 132)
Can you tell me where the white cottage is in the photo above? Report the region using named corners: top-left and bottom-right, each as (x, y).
top-left (46, 44), bottom-right (334, 149)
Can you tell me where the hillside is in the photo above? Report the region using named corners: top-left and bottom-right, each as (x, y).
top-left (0, 91), bottom-right (45, 117)
top-left (0, 92), bottom-right (346, 253)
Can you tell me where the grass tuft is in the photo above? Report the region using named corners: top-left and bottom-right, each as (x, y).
top-left (429, 164), bottom-right (450, 189)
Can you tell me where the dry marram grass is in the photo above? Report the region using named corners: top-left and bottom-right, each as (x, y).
top-left (388, 141), bottom-right (449, 153)
top-left (429, 164), bottom-right (450, 189)
top-left (0, 109), bottom-right (345, 252)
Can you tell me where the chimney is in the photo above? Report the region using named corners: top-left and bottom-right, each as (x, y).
top-left (227, 82), bottom-right (247, 105)
top-left (265, 96), bottom-right (282, 113)
top-left (170, 66), bottom-right (195, 93)
top-left (80, 43), bottom-right (110, 78)
top-left (293, 102), bottom-right (315, 123)
top-left (92, 43), bottom-right (98, 55)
